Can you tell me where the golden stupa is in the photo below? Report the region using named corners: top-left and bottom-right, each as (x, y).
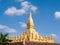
top-left (9, 12), bottom-right (54, 43)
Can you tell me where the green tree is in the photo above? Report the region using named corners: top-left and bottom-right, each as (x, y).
top-left (0, 33), bottom-right (12, 45)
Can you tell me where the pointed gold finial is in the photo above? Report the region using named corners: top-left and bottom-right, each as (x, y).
top-left (27, 11), bottom-right (34, 29)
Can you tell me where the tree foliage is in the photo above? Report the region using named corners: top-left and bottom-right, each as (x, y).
top-left (0, 32), bottom-right (12, 45)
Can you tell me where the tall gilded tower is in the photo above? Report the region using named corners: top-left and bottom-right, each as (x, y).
top-left (9, 12), bottom-right (54, 43)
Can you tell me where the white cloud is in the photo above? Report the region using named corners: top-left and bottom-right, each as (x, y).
top-left (5, 7), bottom-right (26, 15)
top-left (51, 34), bottom-right (58, 39)
top-left (5, 7), bottom-right (16, 15)
top-left (0, 24), bottom-right (17, 33)
top-left (19, 22), bottom-right (27, 27)
top-left (55, 11), bottom-right (60, 19)
top-left (4, 1), bottom-right (38, 16)
top-left (21, 1), bottom-right (37, 12)
top-left (31, 6), bottom-right (37, 12)
top-left (16, 9), bottom-right (26, 15)
top-left (21, 1), bottom-right (31, 8)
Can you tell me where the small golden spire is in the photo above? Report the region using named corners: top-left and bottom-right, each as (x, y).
top-left (27, 11), bottom-right (34, 29)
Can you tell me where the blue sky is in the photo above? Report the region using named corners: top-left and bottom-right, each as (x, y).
top-left (0, 0), bottom-right (60, 43)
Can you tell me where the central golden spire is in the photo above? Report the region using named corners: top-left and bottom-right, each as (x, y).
top-left (27, 12), bottom-right (34, 29)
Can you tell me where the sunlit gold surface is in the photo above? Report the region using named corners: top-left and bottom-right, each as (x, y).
top-left (9, 12), bottom-right (54, 43)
